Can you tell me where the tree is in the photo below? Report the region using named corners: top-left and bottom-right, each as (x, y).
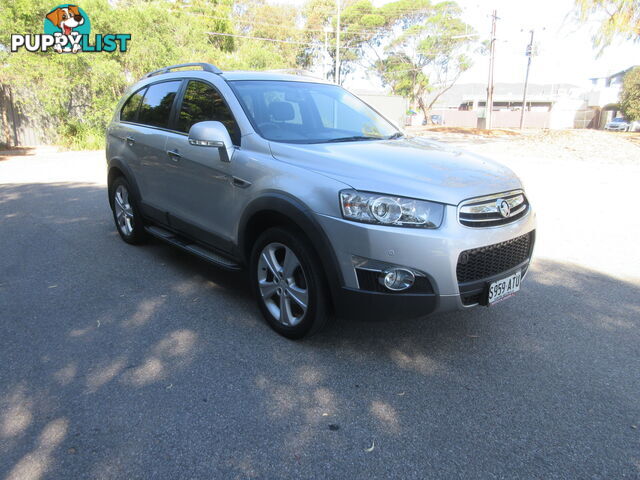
top-left (230, 0), bottom-right (303, 70)
top-left (574, 0), bottom-right (640, 49)
top-left (375, 1), bottom-right (473, 120)
top-left (0, 0), bottom-right (237, 148)
top-left (299, 0), bottom-right (384, 82)
top-left (0, 0), bottom-right (475, 148)
top-left (620, 66), bottom-right (640, 121)
top-left (299, 0), bottom-right (474, 114)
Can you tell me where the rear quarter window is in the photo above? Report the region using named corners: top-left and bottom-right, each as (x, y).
top-left (120, 88), bottom-right (146, 122)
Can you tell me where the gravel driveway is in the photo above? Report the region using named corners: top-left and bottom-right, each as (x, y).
top-left (1, 134), bottom-right (639, 479)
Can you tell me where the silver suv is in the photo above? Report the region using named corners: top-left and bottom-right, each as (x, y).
top-left (106, 63), bottom-right (536, 338)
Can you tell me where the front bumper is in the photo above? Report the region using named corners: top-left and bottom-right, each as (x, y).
top-left (315, 203), bottom-right (536, 320)
top-left (333, 288), bottom-right (438, 321)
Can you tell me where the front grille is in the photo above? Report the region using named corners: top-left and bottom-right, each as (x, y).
top-left (456, 231), bottom-right (534, 283)
top-left (459, 263), bottom-right (530, 306)
top-left (459, 190), bottom-right (529, 227)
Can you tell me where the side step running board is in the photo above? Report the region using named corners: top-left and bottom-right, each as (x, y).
top-left (145, 225), bottom-right (241, 270)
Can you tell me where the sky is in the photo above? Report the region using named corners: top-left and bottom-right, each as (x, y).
top-left (452, 0), bottom-right (640, 87)
top-left (271, 0), bottom-right (640, 89)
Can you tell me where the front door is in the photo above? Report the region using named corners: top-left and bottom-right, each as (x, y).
top-left (164, 80), bottom-right (242, 250)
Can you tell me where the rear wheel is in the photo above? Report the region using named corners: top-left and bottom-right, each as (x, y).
top-left (250, 227), bottom-right (330, 339)
top-left (110, 177), bottom-right (147, 244)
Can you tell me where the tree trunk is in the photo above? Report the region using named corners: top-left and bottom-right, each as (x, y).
top-left (426, 71), bottom-right (463, 112)
top-left (0, 85), bottom-right (14, 148)
top-left (417, 97), bottom-right (429, 124)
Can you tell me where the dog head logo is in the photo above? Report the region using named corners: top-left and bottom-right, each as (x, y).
top-left (46, 5), bottom-right (84, 35)
top-left (44, 4), bottom-right (91, 53)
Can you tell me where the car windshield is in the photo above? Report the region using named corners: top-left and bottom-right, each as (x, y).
top-left (612, 118), bottom-right (625, 122)
top-left (228, 80), bottom-right (399, 144)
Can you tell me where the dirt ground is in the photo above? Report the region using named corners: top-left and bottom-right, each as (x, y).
top-left (408, 127), bottom-right (640, 165)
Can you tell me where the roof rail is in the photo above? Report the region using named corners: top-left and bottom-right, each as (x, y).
top-left (144, 63), bottom-right (222, 78)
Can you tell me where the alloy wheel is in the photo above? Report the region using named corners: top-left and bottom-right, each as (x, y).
top-left (114, 184), bottom-right (134, 236)
top-left (257, 242), bottom-right (309, 326)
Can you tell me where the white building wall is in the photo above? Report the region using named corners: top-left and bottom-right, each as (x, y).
top-left (587, 87), bottom-right (621, 108)
top-left (354, 92), bottom-right (408, 128)
top-left (549, 98), bottom-right (587, 129)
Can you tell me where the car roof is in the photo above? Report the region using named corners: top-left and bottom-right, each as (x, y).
top-left (220, 70), bottom-right (332, 84)
top-left (138, 63), bottom-right (334, 85)
top-left (128, 66), bottom-right (335, 99)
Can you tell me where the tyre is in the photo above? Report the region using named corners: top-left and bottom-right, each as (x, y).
top-left (250, 227), bottom-right (330, 339)
top-left (110, 177), bottom-right (147, 245)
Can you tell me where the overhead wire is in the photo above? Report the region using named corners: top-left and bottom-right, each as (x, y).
top-left (195, 4), bottom-right (482, 54)
top-left (207, 31), bottom-right (363, 50)
top-left (181, 9), bottom-right (470, 37)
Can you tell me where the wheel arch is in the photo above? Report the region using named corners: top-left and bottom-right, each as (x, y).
top-left (107, 159), bottom-right (141, 209)
top-left (238, 194), bottom-right (344, 305)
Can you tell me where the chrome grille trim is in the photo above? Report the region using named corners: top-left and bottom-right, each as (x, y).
top-left (461, 203), bottom-right (528, 223)
top-left (460, 194), bottom-right (525, 214)
top-left (458, 190), bottom-right (530, 228)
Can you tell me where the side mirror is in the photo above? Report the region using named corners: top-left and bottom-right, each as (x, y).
top-left (188, 121), bottom-right (234, 163)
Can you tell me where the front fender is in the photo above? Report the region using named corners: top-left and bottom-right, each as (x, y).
top-left (237, 193), bottom-right (344, 296)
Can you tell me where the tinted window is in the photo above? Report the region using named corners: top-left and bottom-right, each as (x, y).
top-left (120, 88), bottom-right (146, 122)
top-left (177, 80), bottom-right (241, 145)
top-left (137, 81), bottom-right (181, 128)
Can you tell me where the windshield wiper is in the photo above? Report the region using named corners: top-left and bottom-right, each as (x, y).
top-left (386, 132), bottom-right (404, 140)
top-left (322, 135), bottom-right (384, 143)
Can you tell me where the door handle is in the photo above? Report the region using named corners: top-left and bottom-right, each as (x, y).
top-left (232, 176), bottom-right (252, 188)
top-left (167, 149), bottom-right (182, 162)
top-left (125, 136), bottom-right (135, 146)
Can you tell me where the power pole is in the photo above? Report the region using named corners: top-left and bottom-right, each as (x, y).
top-left (485, 10), bottom-right (498, 129)
top-left (323, 26), bottom-right (332, 80)
top-left (519, 29), bottom-right (534, 129)
top-left (335, 0), bottom-right (341, 84)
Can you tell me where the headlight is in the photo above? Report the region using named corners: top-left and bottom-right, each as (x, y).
top-left (340, 189), bottom-right (444, 228)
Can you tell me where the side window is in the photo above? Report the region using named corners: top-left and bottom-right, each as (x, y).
top-left (120, 88), bottom-right (146, 122)
top-left (177, 80), bottom-right (241, 145)
top-left (137, 81), bottom-right (181, 128)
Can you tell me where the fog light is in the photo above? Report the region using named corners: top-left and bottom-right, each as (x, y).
top-left (379, 268), bottom-right (415, 291)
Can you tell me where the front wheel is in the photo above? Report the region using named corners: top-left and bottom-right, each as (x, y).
top-left (250, 227), bottom-right (330, 339)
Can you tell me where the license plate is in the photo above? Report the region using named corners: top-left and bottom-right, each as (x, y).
top-left (488, 271), bottom-right (521, 305)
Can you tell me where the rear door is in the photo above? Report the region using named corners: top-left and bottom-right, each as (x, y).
top-left (164, 79), bottom-right (242, 250)
top-left (111, 86), bottom-right (147, 190)
top-left (132, 80), bottom-right (182, 220)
